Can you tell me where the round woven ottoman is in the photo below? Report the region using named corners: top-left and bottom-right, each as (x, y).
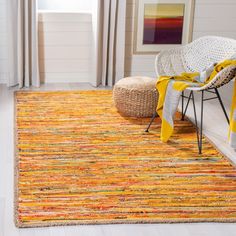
top-left (113, 76), bottom-right (158, 117)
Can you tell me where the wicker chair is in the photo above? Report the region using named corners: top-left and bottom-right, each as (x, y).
top-left (146, 36), bottom-right (236, 154)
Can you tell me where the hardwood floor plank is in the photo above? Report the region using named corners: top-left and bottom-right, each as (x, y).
top-left (0, 198), bottom-right (5, 236)
top-left (49, 227), bottom-right (66, 236)
top-left (65, 225), bottom-right (105, 236)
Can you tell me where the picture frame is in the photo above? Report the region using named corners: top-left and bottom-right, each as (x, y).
top-left (134, 0), bottom-right (195, 54)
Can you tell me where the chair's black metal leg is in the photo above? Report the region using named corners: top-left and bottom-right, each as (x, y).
top-left (199, 91), bottom-right (204, 154)
top-left (181, 91), bottom-right (184, 120)
top-left (145, 112), bottom-right (157, 132)
top-left (182, 92), bottom-right (192, 120)
top-left (191, 92), bottom-right (200, 150)
top-left (215, 88), bottom-right (230, 124)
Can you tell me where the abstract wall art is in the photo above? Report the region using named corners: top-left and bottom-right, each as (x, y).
top-left (134, 0), bottom-right (195, 53)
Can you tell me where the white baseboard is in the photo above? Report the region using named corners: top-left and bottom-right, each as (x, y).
top-left (41, 73), bottom-right (91, 83)
top-left (0, 73), bottom-right (7, 84)
top-left (45, 78), bottom-right (90, 83)
top-left (0, 73), bottom-right (92, 84)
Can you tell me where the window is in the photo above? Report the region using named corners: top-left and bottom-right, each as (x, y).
top-left (38, 0), bottom-right (93, 12)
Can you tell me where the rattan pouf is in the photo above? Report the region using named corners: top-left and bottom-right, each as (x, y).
top-left (113, 76), bottom-right (158, 117)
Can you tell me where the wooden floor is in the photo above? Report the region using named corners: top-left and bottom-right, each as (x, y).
top-left (0, 83), bottom-right (236, 236)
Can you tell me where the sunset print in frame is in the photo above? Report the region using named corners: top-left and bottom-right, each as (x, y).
top-left (134, 0), bottom-right (195, 54)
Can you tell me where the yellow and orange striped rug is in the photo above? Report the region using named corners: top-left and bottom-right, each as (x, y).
top-left (15, 90), bottom-right (236, 228)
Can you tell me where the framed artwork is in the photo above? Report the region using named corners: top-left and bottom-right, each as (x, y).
top-left (134, 0), bottom-right (195, 54)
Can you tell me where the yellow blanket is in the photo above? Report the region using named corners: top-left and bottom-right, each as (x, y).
top-left (229, 80), bottom-right (236, 148)
top-left (156, 60), bottom-right (236, 147)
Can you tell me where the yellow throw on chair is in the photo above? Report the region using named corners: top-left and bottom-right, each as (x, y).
top-left (156, 60), bottom-right (236, 146)
top-left (229, 80), bottom-right (236, 148)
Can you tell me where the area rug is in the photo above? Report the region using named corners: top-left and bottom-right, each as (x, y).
top-left (15, 90), bottom-right (236, 228)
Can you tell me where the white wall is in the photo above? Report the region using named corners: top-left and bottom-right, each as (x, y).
top-left (125, 0), bottom-right (236, 78)
top-left (38, 0), bottom-right (93, 12)
top-left (39, 12), bottom-right (92, 83)
top-left (0, 0), bottom-right (7, 83)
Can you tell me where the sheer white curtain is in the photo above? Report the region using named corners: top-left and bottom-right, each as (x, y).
top-left (94, 0), bottom-right (126, 87)
top-left (7, 0), bottom-right (40, 88)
